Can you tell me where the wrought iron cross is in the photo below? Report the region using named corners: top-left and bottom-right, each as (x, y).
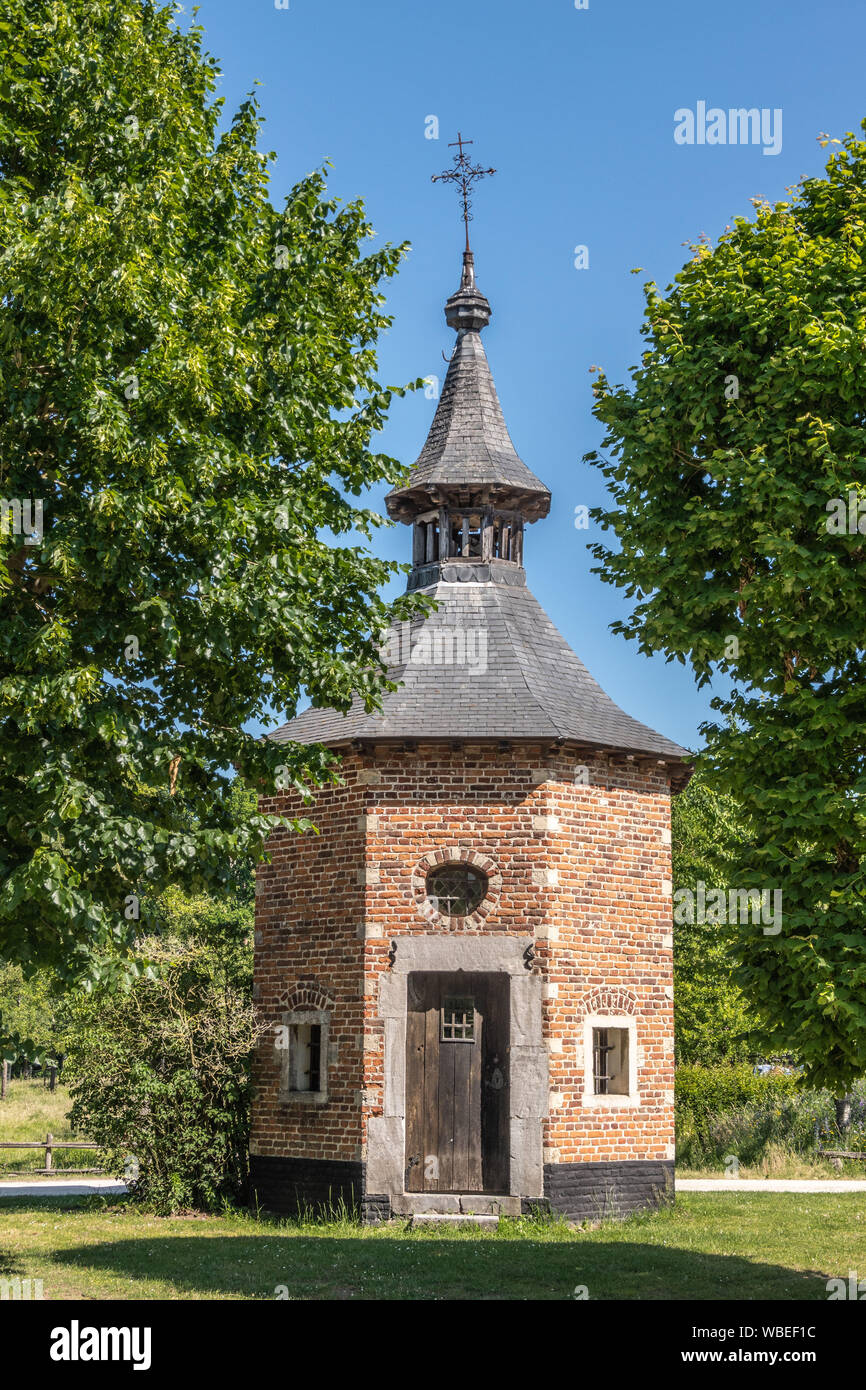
top-left (432, 133), bottom-right (496, 251)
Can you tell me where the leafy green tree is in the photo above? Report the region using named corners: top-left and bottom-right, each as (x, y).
top-left (0, 961), bottom-right (61, 1068)
top-left (671, 772), bottom-right (757, 1065)
top-left (0, 1), bottom-right (424, 1011)
top-left (1, 781), bottom-right (255, 1071)
top-left (587, 125), bottom-right (866, 1106)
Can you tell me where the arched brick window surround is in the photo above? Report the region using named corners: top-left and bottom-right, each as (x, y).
top-left (280, 984), bottom-right (334, 1013)
top-left (411, 848), bottom-right (502, 927)
top-left (579, 987), bottom-right (637, 1017)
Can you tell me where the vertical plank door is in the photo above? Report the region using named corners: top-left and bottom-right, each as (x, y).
top-left (405, 971), bottom-right (509, 1194)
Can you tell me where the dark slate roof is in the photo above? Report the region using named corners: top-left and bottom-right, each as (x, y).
top-left (270, 572), bottom-right (688, 761)
top-left (389, 329), bottom-right (549, 499)
top-left (386, 255), bottom-right (549, 518)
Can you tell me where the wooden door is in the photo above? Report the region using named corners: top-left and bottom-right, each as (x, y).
top-left (405, 971), bottom-right (509, 1193)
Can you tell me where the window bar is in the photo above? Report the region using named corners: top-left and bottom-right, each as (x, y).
top-left (593, 1028), bottom-right (614, 1094)
top-left (308, 1025), bottom-right (321, 1092)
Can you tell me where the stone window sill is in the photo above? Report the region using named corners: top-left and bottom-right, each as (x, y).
top-left (581, 1093), bottom-right (641, 1109)
top-left (279, 1091), bottom-right (329, 1106)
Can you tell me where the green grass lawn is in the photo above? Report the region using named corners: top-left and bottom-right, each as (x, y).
top-left (0, 1080), bottom-right (101, 1174)
top-left (1, 1191), bottom-right (864, 1300)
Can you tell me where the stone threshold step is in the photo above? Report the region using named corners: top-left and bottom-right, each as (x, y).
top-left (392, 1193), bottom-right (520, 1217)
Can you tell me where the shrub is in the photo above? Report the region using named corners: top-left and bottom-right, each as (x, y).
top-left (676, 1062), bottom-right (802, 1129)
top-left (62, 918), bottom-right (265, 1214)
top-left (671, 772), bottom-right (758, 1066)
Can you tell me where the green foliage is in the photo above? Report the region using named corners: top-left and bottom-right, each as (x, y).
top-left (587, 124), bottom-right (866, 1091)
top-left (61, 924), bottom-right (262, 1213)
top-left (0, 961), bottom-right (61, 1065)
top-left (56, 864), bottom-right (257, 1211)
top-left (676, 1062), bottom-right (802, 1127)
top-left (675, 1066), bottom-right (866, 1170)
top-left (0, 0), bottom-right (427, 1003)
top-left (215, 781), bottom-right (258, 906)
top-left (148, 881), bottom-right (254, 985)
top-left (671, 771), bottom-right (757, 1063)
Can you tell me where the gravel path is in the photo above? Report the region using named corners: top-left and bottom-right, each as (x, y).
top-left (0, 1178), bottom-right (128, 1197)
top-left (677, 1178), bottom-right (866, 1192)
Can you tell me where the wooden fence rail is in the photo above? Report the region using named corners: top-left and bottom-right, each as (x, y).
top-left (0, 1133), bottom-right (103, 1174)
top-left (818, 1147), bottom-right (866, 1163)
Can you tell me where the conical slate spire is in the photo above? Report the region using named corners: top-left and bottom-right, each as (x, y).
top-left (386, 253), bottom-right (550, 523)
top-left (270, 251), bottom-right (689, 774)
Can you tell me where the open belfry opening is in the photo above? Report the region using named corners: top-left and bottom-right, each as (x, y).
top-left (250, 154), bottom-right (690, 1223)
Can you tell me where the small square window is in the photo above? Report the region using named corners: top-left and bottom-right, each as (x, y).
top-left (279, 1009), bottom-right (330, 1104)
top-left (592, 1026), bottom-right (630, 1096)
top-left (441, 996), bottom-right (475, 1042)
top-left (289, 1023), bottom-right (322, 1092)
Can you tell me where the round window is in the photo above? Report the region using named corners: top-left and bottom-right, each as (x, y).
top-left (426, 863), bottom-right (488, 917)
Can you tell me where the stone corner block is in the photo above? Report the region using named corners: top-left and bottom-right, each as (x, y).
top-left (366, 1115), bottom-right (405, 1197)
top-left (530, 767), bottom-right (554, 786)
top-left (532, 868), bottom-right (559, 887)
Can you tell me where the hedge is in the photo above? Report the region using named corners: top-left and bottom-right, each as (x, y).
top-left (676, 1062), bottom-right (802, 1130)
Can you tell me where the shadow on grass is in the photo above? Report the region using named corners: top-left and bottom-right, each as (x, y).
top-left (41, 1231), bottom-right (829, 1301)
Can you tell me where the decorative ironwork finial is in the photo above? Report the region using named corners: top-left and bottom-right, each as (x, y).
top-left (432, 132), bottom-right (496, 252)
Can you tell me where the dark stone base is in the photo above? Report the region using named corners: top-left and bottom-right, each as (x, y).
top-left (250, 1155), bottom-right (362, 1217)
top-left (544, 1160), bottom-right (674, 1223)
top-left (249, 1155), bottom-right (391, 1223)
top-left (521, 1196), bottom-right (552, 1218)
top-left (360, 1193), bottom-right (392, 1224)
top-left (250, 1154), bottom-right (673, 1225)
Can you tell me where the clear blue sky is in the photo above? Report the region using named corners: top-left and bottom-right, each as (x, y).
top-left (190, 0), bottom-right (866, 751)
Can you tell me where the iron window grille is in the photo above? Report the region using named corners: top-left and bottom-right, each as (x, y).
top-left (426, 863), bottom-right (487, 917)
top-left (592, 1026), bottom-right (630, 1096)
top-left (441, 996), bottom-right (476, 1042)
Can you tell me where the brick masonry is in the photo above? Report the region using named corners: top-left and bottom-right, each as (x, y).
top-left (250, 739), bottom-right (675, 1219)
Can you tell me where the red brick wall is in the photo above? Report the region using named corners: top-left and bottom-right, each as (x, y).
top-left (251, 772), bottom-right (366, 1164)
top-left (251, 742), bottom-right (675, 1174)
top-left (539, 757), bottom-right (674, 1164)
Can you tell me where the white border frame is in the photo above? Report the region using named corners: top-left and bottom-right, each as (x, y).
top-left (582, 1014), bottom-right (639, 1109)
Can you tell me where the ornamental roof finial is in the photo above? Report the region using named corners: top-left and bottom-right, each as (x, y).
top-left (432, 132), bottom-right (496, 255)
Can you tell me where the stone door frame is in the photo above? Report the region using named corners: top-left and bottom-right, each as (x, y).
top-left (366, 935), bottom-right (546, 1201)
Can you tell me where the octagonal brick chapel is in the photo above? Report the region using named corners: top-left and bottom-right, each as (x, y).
top-left (250, 249), bottom-right (690, 1224)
